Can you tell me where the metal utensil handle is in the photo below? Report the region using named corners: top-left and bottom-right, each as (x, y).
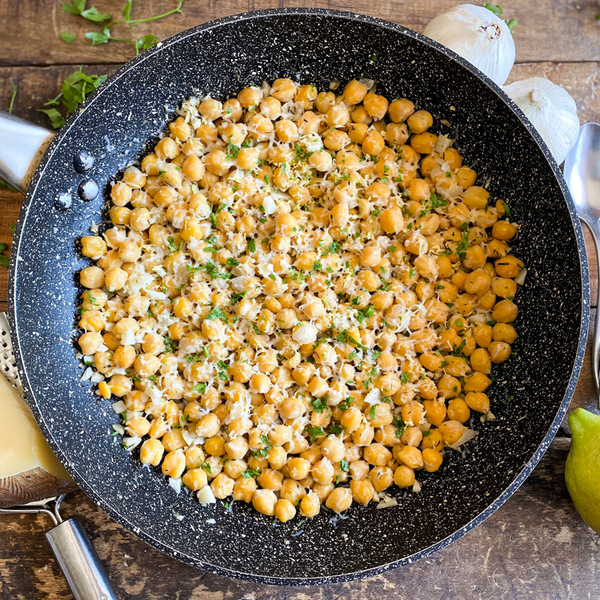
top-left (0, 110), bottom-right (54, 193)
top-left (45, 517), bottom-right (119, 600)
top-left (583, 219), bottom-right (600, 401)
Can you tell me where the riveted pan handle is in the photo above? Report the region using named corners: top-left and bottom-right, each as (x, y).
top-left (46, 517), bottom-right (119, 600)
top-left (0, 110), bottom-right (54, 194)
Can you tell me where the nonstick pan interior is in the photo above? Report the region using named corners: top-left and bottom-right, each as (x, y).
top-left (9, 9), bottom-right (589, 585)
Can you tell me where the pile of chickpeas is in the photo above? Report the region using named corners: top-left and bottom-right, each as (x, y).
top-left (77, 78), bottom-right (523, 522)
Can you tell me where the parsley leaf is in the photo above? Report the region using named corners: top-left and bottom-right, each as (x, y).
top-left (206, 306), bottom-right (229, 323)
top-left (192, 383), bottom-right (207, 394)
top-left (230, 291), bottom-right (246, 303)
top-left (356, 305), bottom-right (375, 324)
top-left (242, 468), bottom-right (260, 478)
top-left (456, 231), bottom-right (469, 261)
top-left (393, 416), bottom-right (405, 437)
top-left (305, 426), bottom-right (326, 443)
top-left (62, 0), bottom-right (111, 22)
top-left (339, 397), bottom-right (354, 411)
top-left (38, 108), bottom-right (65, 129)
top-left (252, 434), bottom-right (272, 458)
top-left (39, 68), bottom-right (107, 129)
top-left (163, 335), bottom-right (178, 354)
top-left (60, 31), bottom-right (77, 43)
top-left (311, 396), bottom-right (328, 413)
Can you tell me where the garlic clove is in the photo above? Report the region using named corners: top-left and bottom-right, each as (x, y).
top-left (424, 4), bottom-right (515, 87)
top-left (504, 77), bottom-right (580, 165)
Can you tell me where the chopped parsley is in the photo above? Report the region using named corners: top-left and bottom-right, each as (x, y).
top-left (230, 291), bottom-right (246, 303)
top-left (338, 397), bottom-right (354, 411)
top-left (206, 306), bottom-right (229, 323)
top-left (242, 468), bottom-right (260, 478)
top-left (163, 335), bottom-right (178, 354)
top-left (311, 396), bottom-right (328, 413)
top-left (305, 426), bottom-right (326, 443)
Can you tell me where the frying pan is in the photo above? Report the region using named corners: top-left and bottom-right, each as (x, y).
top-left (0, 8), bottom-right (589, 587)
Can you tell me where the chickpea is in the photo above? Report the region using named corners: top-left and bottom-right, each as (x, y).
top-left (397, 445), bottom-right (423, 469)
top-left (350, 479), bottom-right (375, 506)
top-left (183, 468), bottom-right (208, 492)
top-left (437, 420), bottom-right (465, 446)
top-left (309, 150), bottom-right (333, 172)
top-left (321, 435), bottom-right (346, 463)
top-left (464, 392), bottom-right (490, 414)
top-left (300, 491), bottom-right (321, 518)
top-left (78, 331), bottom-right (103, 355)
top-left (343, 79), bottom-right (368, 105)
top-left (362, 130), bottom-right (385, 156)
top-left (411, 132), bottom-right (437, 154)
top-left (463, 372), bottom-right (492, 393)
top-left (326, 487), bottom-right (353, 513)
top-left (493, 323), bottom-right (518, 344)
top-left (363, 93), bottom-right (389, 120)
top-left (252, 489), bottom-right (277, 516)
top-left (380, 208), bottom-right (404, 234)
top-left (422, 448), bottom-right (443, 472)
top-left (80, 266), bottom-right (104, 289)
top-left (140, 439), bottom-right (164, 466)
top-left (234, 478), bottom-right (257, 503)
top-left (394, 465), bottom-right (415, 488)
top-left (492, 299), bottom-right (519, 323)
top-left (407, 110), bottom-right (433, 133)
top-left (470, 347), bottom-right (492, 374)
top-left (162, 449), bottom-right (186, 479)
top-left (364, 443), bottom-right (392, 466)
top-left (489, 340), bottom-right (512, 363)
top-left (492, 220), bottom-right (518, 240)
top-left (369, 466), bottom-right (394, 492)
top-left (447, 398), bottom-right (471, 423)
top-left (495, 256), bottom-right (524, 278)
top-left (389, 98), bottom-right (414, 122)
top-left (464, 269), bottom-right (491, 296)
top-left (422, 400), bottom-right (446, 427)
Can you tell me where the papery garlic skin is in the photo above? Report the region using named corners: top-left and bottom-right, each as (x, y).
top-left (504, 77), bottom-right (580, 165)
top-left (424, 4), bottom-right (515, 87)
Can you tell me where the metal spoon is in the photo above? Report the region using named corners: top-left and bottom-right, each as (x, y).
top-left (564, 122), bottom-right (600, 407)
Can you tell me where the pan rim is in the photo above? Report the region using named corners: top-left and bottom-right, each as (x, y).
top-left (9, 6), bottom-right (590, 586)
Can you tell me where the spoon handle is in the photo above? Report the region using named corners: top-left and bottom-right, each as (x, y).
top-left (583, 219), bottom-right (600, 404)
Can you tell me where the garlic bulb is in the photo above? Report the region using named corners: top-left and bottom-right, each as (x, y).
top-left (504, 77), bottom-right (580, 165)
top-left (424, 4), bottom-right (515, 86)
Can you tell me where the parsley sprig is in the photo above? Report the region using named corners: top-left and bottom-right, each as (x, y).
top-left (62, 0), bottom-right (111, 22)
top-left (64, 0), bottom-right (185, 55)
top-left (39, 69), bottom-right (107, 129)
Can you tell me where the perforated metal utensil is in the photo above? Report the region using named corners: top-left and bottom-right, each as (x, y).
top-left (0, 313), bottom-right (119, 600)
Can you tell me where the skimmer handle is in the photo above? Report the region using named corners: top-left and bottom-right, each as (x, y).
top-left (46, 517), bottom-right (119, 600)
top-left (582, 218), bottom-right (600, 405)
top-left (0, 110), bottom-right (54, 193)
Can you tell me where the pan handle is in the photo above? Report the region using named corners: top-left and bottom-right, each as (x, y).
top-left (0, 110), bottom-right (54, 194)
top-left (45, 517), bottom-right (119, 600)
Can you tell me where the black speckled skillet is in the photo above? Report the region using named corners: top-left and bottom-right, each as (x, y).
top-left (5, 8), bottom-right (590, 586)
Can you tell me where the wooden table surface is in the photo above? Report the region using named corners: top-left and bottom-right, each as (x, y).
top-left (1, 1), bottom-right (599, 598)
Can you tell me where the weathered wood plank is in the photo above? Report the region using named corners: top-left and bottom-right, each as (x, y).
top-left (1, 0), bottom-right (599, 67)
top-left (2, 61), bottom-right (599, 134)
top-left (2, 438), bottom-right (597, 600)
